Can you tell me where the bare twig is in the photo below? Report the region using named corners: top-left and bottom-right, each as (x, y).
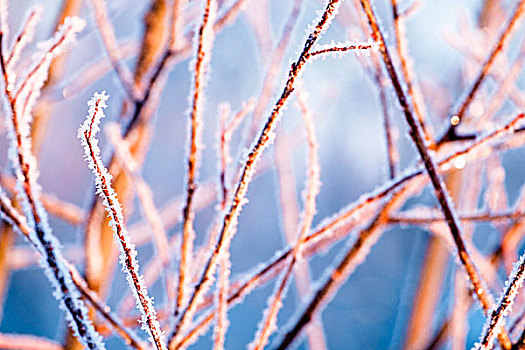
top-left (78, 92), bottom-right (166, 350)
top-left (177, 0), bottom-right (217, 318)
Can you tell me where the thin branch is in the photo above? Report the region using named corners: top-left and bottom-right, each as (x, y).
top-left (88, 0), bottom-right (139, 100)
top-left (174, 112), bottom-right (525, 349)
top-left (105, 122), bottom-right (171, 290)
top-left (438, 0), bottom-right (525, 145)
top-left (245, 0), bottom-right (302, 144)
top-left (177, 0), bottom-right (217, 318)
top-left (249, 89), bottom-right (321, 350)
top-left (477, 256), bottom-right (525, 347)
top-left (67, 262), bottom-right (148, 350)
top-left (389, 209), bottom-right (525, 225)
top-left (390, 0), bottom-right (432, 143)
top-left (274, 188), bottom-right (405, 349)
top-left (78, 92), bottom-right (166, 350)
top-left (5, 5), bottom-right (43, 69)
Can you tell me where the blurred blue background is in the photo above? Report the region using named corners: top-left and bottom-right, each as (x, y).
top-left (1, 0), bottom-right (525, 349)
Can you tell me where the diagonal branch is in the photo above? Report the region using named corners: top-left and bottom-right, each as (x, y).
top-left (437, 0), bottom-right (525, 145)
top-left (357, 0), bottom-right (512, 348)
top-left (78, 92), bottom-right (166, 350)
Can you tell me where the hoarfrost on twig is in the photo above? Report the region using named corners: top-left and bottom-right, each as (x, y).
top-left (78, 91), bottom-right (166, 350)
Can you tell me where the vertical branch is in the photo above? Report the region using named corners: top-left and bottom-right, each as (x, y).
top-left (390, 0), bottom-right (432, 143)
top-left (83, 0), bottom-right (170, 306)
top-left (246, 0), bottom-right (302, 146)
top-left (450, 271), bottom-right (470, 350)
top-left (272, 93), bottom-right (327, 349)
top-left (377, 70), bottom-right (397, 179)
top-left (356, 0), bottom-right (512, 348)
top-left (78, 92), bottom-right (166, 350)
top-left (135, 0), bottom-right (169, 86)
top-left (177, 0), bottom-right (217, 317)
top-left (213, 250), bottom-right (230, 350)
top-left (212, 101), bottom-right (253, 350)
top-left (5, 5), bottom-right (42, 70)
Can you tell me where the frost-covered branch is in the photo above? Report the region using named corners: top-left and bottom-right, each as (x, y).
top-left (307, 38), bottom-right (379, 59)
top-left (476, 256), bottom-right (525, 349)
top-left (5, 5), bottom-right (43, 70)
top-left (274, 187), bottom-right (406, 349)
top-left (78, 91), bottom-right (166, 350)
top-left (177, 0), bottom-right (217, 319)
top-left (212, 101), bottom-right (253, 350)
top-left (246, 0), bottom-right (302, 145)
top-left (390, 0), bottom-right (432, 144)
top-left (0, 187), bottom-right (144, 349)
top-left (105, 123), bottom-right (171, 283)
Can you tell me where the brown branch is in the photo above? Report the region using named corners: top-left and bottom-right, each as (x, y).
top-left (177, 0), bottom-right (217, 318)
top-left (0, 27), bottom-right (104, 349)
top-left (79, 93), bottom-right (166, 350)
top-left (357, 0), bottom-right (512, 347)
top-left (390, 0), bottom-right (432, 144)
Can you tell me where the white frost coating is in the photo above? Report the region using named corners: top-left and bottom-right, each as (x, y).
top-left (248, 266), bottom-right (289, 350)
top-left (1, 13), bottom-right (104, 348)
top-left (310, 38), bottom-right (379, 59)
top-left (6, 5), bottom-right (44, 71)
top-left (213, 249), bottom-right (231, 350)
top-left (475, 254), bottom-right (525, 350)
top-left (0, 0), bottom-right (8, 47)
top-left (0, 189), bottom-right (105, 350)
top-left (250, 89), bottom-right (322, 350)
top-left (78, 92), bottom-right (167, 350)
top-left (170, 1), bottom-right (345, 347)
top-left (178, 0), bottom-right (218, 314)
top-left (15, 16), bottom-right (85, 110)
